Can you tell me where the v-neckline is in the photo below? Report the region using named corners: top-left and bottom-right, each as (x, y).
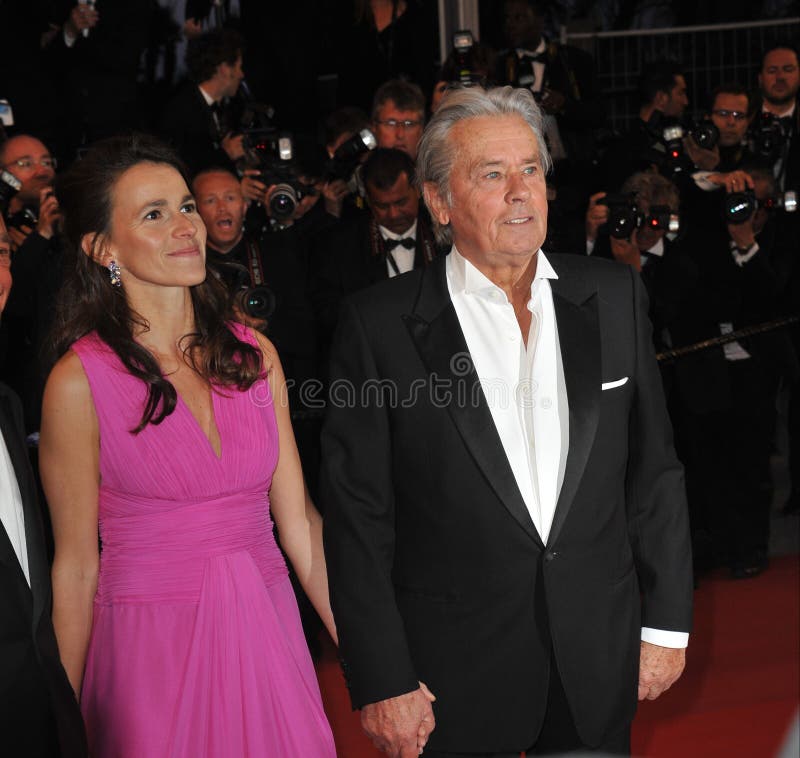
top-left (175, 384), bottom-right (222, 461)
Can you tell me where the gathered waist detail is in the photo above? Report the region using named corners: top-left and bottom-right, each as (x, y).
top-left (96, 488), bottom-right (287, 603)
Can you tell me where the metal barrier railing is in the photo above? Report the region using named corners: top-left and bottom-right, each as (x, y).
top-left (565, 18), bottom-right (800, 132)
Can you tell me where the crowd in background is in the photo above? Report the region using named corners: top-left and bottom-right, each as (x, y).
top-left (1, 0), bottom-right (798, 588)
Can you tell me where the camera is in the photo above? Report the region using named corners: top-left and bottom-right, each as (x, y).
top-left (723, 189), bottom-right (797, 224)
top-left (324, 128), bottom-right (376, 182)
top-left (243, 129), bottom-right (315, 221)
top-left (598, 193), bottom-right (680, 239)
top-left (749, 112), bottom-right (791, 164)
top-left (211, 260), bottom-right (276, 321)
top-left (0, 169), bottom-right (21, 215)
top-left (451, 30), bottom-right (484, 88)
top-left (643, 112), bottom-right (720, 176)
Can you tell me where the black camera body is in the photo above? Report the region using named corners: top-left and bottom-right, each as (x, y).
top-left (748, 112), bottom-right (791, 164)
top-left (451, 29), bottom-right (484, 88)
top-left (598, 193), bottom-right (680, 239)
top-left (643, 113), bottom-right (720, 176)
top-left (723, 188), bottom-right (798, 224)
top-left (211, 259), bottom-right (276, 322)
top-left (324, 128), bottom-right (376, 183)
top-left (0, 169), bottom-right (21, 216)
top-left (243, 129), bottom-right (313, 221)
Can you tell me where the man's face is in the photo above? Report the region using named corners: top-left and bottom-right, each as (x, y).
top-left (374, 100), bottom-right (424, 160)
top-left (219, 54), bottom-right (244, 99)
top-left (1, 135), bottom-right (56, 207)
top-left (426, 114), bottom-right (548, 266)
top-left (504, 0), bottom-right (543, 49)
top-left (662, 75), bottom-right (689, 118)
top-left (711, 93), bottom-right (751, 147)
top-left (0, 217), bottom-right (11, 318)
top-left (367, 172), bottom-right (419, 235)
top-left (759, 48), bottom-right (800, 107)
top-left (193, 171), bottom-right (246, 252)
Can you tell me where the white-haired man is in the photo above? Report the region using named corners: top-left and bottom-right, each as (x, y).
top-left (323, 86), bottom-right (692, 757)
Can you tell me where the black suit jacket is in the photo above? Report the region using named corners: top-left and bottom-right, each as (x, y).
top-left (0, 383), bottom-right (87, 757)
top-left (322, 253), bottom-right (693, 751)
top-left (309, 209), bottom-right (441, 377)
top-left (159, 82), bottom-right (235, 175)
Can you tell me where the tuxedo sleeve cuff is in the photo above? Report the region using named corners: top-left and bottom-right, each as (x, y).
top-left (641, 627), bottom-right (689, 648)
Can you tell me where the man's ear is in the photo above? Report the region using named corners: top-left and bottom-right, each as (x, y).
top-left (423, 182), bottom-right (450, 227)
top-left (81, 232), bottom-right (111, 266)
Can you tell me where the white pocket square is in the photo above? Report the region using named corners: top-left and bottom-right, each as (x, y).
top-left (602, 377), bottom-right (629, 391)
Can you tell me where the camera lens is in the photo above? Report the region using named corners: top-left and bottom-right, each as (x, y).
top-left (268, 183), bottom-right (298, 220)
top-left (723, 190), bottom-right (757, 224)
top-left (242, 286), bottom-right (276, 320)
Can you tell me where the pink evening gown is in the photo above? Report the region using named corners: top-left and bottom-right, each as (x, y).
top-left (70, 326), bottom-right (335, 757)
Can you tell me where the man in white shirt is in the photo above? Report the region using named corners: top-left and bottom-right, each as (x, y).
top-left (0, 217), bottom-right (86, 756)
top-left (322, 86), bottom-right (692, 757)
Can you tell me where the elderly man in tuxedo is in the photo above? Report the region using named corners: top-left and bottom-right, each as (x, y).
top-left (322, 86), bottom-right (693, 758)
top-left (0, 217), bottom-right (86, 756)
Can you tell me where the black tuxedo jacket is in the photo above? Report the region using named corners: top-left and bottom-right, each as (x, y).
top-left (0, 383), bottom-right (86, 756)
top-left (322, 253), bottom-right (693, 751)
top-left (159, 82), bottom-right (235, 175)
top-left (309, 208), bottom-right (440, 376)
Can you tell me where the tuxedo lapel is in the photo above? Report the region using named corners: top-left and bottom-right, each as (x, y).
top-left (403, 258), bottom-right (543, 547)
top-left (0, 388), bottom-right (48, 628)
top-left (547, 258), bottom-right (601, 547)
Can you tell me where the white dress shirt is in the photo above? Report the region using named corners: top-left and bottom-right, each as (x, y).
top-left (380, 221), bottom-right (417, 278)
top-left (446, 247), bottom-right (687, 648)
top-left (0, 430), bottom-right (30, 587)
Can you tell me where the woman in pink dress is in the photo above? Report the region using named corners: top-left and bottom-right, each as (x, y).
top-left (39, 134), bottom-right (337, 757)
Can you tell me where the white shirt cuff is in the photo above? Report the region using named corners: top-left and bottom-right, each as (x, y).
top-left (692, 171), bottom-right (719, 191)
top-left (641, 627), bottom-right (689, 648)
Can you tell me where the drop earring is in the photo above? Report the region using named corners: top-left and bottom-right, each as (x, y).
top-left (108, 260), bottom-right (122, 287)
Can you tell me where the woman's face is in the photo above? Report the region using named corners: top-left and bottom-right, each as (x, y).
top-left (102, 162), bottom-right (207, 293)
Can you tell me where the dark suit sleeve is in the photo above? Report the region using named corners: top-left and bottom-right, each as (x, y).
top-left (625, 267), bottom-right (693, 633)
top-left (321, 298), bottom-right (419, 708)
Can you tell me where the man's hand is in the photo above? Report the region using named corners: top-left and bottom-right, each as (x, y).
top-left (638, 641), bottom-right (685, 700)
top-left (362, 683), bottom-right (436, 757)
top-left (37, 188), bottom-right (61, 240)
top-left (706, 170), bottom-right (754, 194)
top-left (610, 231), bottom-right (643, 272)
top-left (241, 169), bottom-right (268, 204)
top-left (321, 178), bottom-right (349, 218)
top-left (8, 224), bottom-right (32, 252)
top-left (222, 133), bottom-right (245, 162)
top-left (684, 134), bottom-right (720, 171)
top-left (585, 191), bottom-right (609, 243)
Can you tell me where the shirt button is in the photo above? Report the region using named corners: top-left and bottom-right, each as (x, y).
top-left (541, 397), bottom-right (552, 409)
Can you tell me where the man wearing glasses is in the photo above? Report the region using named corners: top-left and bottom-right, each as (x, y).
top-left (371, 79), bottom-right (426, 161)
top-left (1, 135), bottom-right (60, 249)
top-left (0, 134), bottom-right (62, 435)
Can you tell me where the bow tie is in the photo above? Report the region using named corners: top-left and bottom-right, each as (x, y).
top-left (384, 236), bottom-right (415, 252)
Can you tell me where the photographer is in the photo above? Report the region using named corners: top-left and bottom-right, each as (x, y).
top-left (586, 172), bottom-right (693, 356)
top-left (756, 44), bottom-right (799, 191)
top-left (596, 60), bottom-right (689, 192)
top-left (0, 134), bottom-right (62, 432)
top-left (193, 167), bottom-right (316, 390)
top-left (309, 147), bottom-right (442, 376)
top-left (159, 28), bottom-right (246, 174)
top-left (673, 162), bottom-right (798, 579)
top-left (371, 79), bottom-right (426, 161)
